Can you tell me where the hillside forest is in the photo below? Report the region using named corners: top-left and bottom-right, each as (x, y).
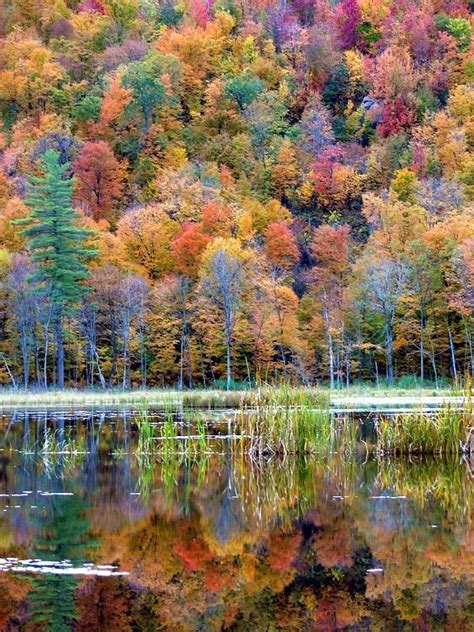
top-left (0, 0), bottom-right (472, 389)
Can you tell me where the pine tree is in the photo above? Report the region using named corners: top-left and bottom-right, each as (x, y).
top-left (19, 150), bottom-right (96, 388)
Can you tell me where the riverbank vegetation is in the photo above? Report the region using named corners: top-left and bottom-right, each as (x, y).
top-left (0, 0), bottom-right (472, 392)
top-left (129, 386), bottom-right (473, 458)
top-left (375, 407), bottom-right (472, 456)
top-left (0, 382), bottom-right (464, 409)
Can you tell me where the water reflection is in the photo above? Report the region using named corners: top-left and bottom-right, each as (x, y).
top-left (0, 409), bottom-right (472, 630)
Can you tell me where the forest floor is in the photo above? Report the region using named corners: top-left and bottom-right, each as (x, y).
top-left (0, 385), bottom-right (465, 409)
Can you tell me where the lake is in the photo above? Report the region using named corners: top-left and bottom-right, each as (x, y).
top-left (0, 407), bottom-right (472, 631)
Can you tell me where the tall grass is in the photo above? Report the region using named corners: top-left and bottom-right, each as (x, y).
top-left (237, 385), bottom-right (354, 456)
top-left (135, 407), bottom-right (211, 458)
top-left (374, 405), bottom-right (472, 456)
top-left (231, 451), bottom-right (361, 528)
top-left (128, 382), bottom-right (472, 458)
top-left (132, 386), bottom-right (338, 457)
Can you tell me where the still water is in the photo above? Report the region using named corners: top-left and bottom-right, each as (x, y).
top-left (0, 408), bottom-right (472, 631)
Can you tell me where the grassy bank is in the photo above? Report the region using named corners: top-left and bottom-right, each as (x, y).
top-left (0, 384), bottom-right (462, 409)
top-left (374, 378), bottom-right (472, 456)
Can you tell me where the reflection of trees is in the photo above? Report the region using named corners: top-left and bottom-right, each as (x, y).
top-left (25, 493), bottom-right (95, 631)
top-left (0, 409), bottom-right (473, 629)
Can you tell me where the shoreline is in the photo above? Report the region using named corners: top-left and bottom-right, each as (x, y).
top-left (0, 387), bottom-right (466, 410)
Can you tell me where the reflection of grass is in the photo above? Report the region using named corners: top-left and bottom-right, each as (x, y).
top-left (376, 457), bottom-right (472, 524)
top-left (233, 453), bottom-right (360, 527)
top-left (159, 453), bottom-right (210, 504)
top-left (15, 428), bottom-right (87, 476)
top-left (110, 446), bottom-right (127, 459)
top-left (40, 428), bottom-right (85, 455)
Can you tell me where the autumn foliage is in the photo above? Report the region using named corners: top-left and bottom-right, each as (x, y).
top-left (0, 0), bottom-right (471, 388)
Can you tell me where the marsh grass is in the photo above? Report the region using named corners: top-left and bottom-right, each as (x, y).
top-left (374, 405), bottom-right (472, 456)
top-left (129, 382), bottom-right (472, 458)
top-left (0, 381), bottom-right (459, 410)
top-left (237, 385), bottom-right (354, 456)
top-left (129, 385), bottom-right (373, 458)
top-left (135, 406), bottom-right (212, 460)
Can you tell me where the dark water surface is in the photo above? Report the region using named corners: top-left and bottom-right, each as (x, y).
top-left (0, 408), bottom-right (472, 631)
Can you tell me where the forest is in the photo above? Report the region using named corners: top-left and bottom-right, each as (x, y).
top-left (0, 0), bottom-right (472, 390)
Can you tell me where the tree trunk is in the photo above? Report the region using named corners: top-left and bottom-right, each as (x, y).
top-left (140, 333), bottom-right (147, 389)
top-left (93, 346), bottom-right (106, 390)
top-left (109, 322), bottom-right (119, 387)
top-left (33, 332), bottom-right (41, 387)
top-left (225, 307), bottom-right (232, 390)
top-left (385, 326), bottom-right (394, 385)
top-left (420, 310), bottom-right (424, 382)
top-left (322, 293), bottom-right (335, 389)
top-left (447, 325), bottom-right (458, 385)
top-left (43, 324), bottom-right (50, 389)
top-left (464, 320), bottom-right (473, 378)
top-left (226, 336), bottom-right (232, 391)
top-left (345, 342), bottom-right (351, 387)
top-left (273, 285), bottom-right (287, 378)
top-left (20, 325), bottom-right (30, 389)
top-left (55, 312), bottom-right (64, 389)
top-left (122, 331), bottom-right (129, 390)
top-left (429, 339), bottom-right (439, 390)
top-left (187, 340), bottom-right (192, 389)
top-left (0, 353), bottom-right (17, 389)
top-left (178, 325), bottom-right (186, 390)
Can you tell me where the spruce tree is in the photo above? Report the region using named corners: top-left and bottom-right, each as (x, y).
top-left (19, 149), bottom-right (96, 388)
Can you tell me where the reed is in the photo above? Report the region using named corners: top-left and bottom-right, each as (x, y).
top-left (374, 404), bottom-right (472, 456)
top-left (135, 406), bottom-right (213, 458)
top-left (237, 385), bottom-right (353, 456)
top-left (132, 385), bottom-right (354, 457)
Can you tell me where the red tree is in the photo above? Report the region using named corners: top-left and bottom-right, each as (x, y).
top-left (311, 223), bottom-right (351, 388)
top-left (172, 222), bottom-right (212, 278)
top-left (201, 200), bottom-right (232, 237)
top-left (264, 221), bottom-right (299, 271)
top-left (73, 141), bottom-right (125, 222)
top-left (378, 95), bottom-right (416, 138)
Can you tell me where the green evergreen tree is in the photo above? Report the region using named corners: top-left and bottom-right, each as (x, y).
top-left (27, 493), bottom-right (95, 631)
top-left (19, 149), bottom-right (96, 388)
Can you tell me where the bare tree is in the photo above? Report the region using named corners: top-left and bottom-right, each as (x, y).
top-left (4, 254), bottom-right (36, 388)
top-left (202, 249), bottom-right (245, 390)
top-left (365, 257), bottom-right (406, 384)
top-left (79, 300), bottom-right (106, 389)
top-left (119, 274), bottom-right (149, 389)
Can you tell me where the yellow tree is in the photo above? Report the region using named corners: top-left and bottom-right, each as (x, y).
top-left (116, 204), bottom-right (179, 278)
top-left (199, 237), bottom-right (250, 389)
